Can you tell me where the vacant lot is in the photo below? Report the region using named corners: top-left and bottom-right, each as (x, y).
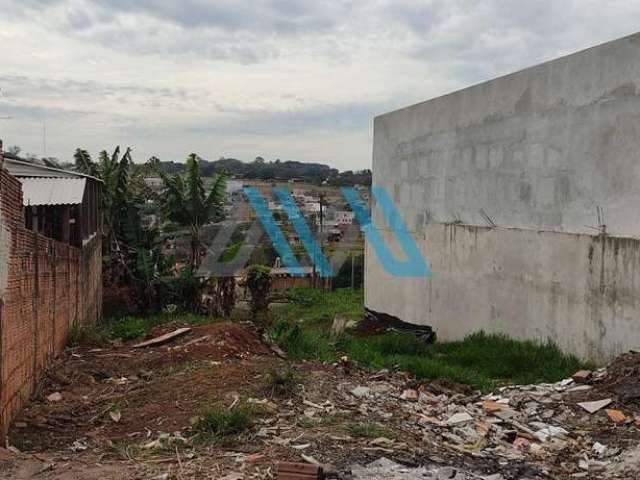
top-left (2, 289), bottom-right (639, 479)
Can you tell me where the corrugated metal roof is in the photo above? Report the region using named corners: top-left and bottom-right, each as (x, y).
top-left (19, 177), bottom-right (87, 206)
top-left (3, 158), bottom-right (102, 182)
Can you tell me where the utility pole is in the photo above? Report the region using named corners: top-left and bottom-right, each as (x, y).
top-left (351, 253), bottom-right (355, 290)
top-left (319, 193), bottom-right (325, 290)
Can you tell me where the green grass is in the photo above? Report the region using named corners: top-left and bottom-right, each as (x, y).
top-left (279, 287), bottom-right (364, 325)
top-left (265, 367), bottom-right (299, 397)
top-left (69, 312), bottom-right (221, 346)
top-left (346, 422), bottom-right (395, 439)
top-left (192, 406), bottom-right (255, 445)
top-left (269, 288), bottom-right (592, 391)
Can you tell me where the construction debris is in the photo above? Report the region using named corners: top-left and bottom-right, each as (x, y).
top-left (572, 370), bottom-right (593, 383)
top-left (132, 327), bottom-right (192, 348)
top-left (6, 321), bottom-right (640, 479)
top-left (577, 398), bottom-right (612, 413)
top-left (277, 461), bottom-right (325, 479)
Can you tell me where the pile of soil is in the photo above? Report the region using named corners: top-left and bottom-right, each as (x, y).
top-left (9, 322), bottom-right (278, 450)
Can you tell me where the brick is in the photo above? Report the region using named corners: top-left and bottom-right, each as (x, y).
top-left (0, 150), bottom-right (102, 437)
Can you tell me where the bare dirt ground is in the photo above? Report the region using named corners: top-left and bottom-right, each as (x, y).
top-left (2, 321), bottom-right (640, 479)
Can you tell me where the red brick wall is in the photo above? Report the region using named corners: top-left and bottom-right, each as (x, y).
top-left (0, 157), bottom-right (102, 437)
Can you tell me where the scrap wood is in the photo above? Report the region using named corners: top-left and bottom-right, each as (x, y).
top-left (132, 328), bottom-right (192, 348)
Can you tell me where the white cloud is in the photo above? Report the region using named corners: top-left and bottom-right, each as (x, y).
top-left (0, 0), bottom-right (639, 170)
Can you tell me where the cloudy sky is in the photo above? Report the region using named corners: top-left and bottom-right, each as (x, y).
top-left (1, 0), bottom-right (639, 170)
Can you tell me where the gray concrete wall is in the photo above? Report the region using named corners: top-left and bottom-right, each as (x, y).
top-left (373, 32), bottom-right (640, 237)
top-left (367, 32), bottom-right (640, 362)
top-left (366, 224), bottom-right (640, 363)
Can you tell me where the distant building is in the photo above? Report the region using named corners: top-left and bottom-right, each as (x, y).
top-left (0, 144), bottom-right (103, 437)
top-left (335, 210), bottom-right (355, 225)
top-left (4, 155), bottom-right (102, 247)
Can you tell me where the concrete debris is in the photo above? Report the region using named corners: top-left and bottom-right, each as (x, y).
top-left (350, 386), bottom-right (371, 399)
top-left (577, 398), bottom-right (612, 413)
top-left (351, 458), bottom-right (481, 480)
top-left (446, 412), bottom-right (473, 425)
top-left (46, 392), bottom-right (62, 402)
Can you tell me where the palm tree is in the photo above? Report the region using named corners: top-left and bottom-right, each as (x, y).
top-left (155, 153), bottom-right (228, 268)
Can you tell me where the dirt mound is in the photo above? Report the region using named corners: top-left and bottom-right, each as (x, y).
top-left (9, 321), bottom-right (278, 451)
top-left (167, 322), bottom-right (273, 363)
top-left (593, 351), bottom-right (640, 405)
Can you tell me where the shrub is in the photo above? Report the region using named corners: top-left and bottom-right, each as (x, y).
top-left (246, 265), bottom-right (272, 322)
top-left (193, 406), bottom-right (254, 445)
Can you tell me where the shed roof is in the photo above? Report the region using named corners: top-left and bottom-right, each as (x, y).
top-left (3, 157), bottom-right (102, 182)
top-left (19, 177), bottom-right (87, 206)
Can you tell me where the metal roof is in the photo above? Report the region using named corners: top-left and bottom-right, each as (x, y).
top-left (3, 157), bottom-right (102, 182)
top-left (19, 177), bottom-right (87, 206)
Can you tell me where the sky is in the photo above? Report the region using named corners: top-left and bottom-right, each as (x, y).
top-left (1, 1), bottom-right (640, 171)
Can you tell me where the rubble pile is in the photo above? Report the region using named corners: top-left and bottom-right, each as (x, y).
top-left (4, 320), bottom-right (640, 479)
top-left (313, 359), bottom-right (640, 479)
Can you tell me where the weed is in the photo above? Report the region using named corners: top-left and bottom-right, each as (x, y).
top-left (105, 312), bottom-right (220, 342)
top-left (270, 289), bottom-right (591, 392)
top-left (192, 406), bottom-right (254, 445)
top-left (265, 367), bottom-right (298, 397)
top-left (163, 360), bottom-right (210, 376)
top-left (346, 422), bottom-right (394, 439)
top-left (68, 323), bottom-right (109, 347)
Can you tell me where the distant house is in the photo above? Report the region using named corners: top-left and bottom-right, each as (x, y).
top-left (270, 266), bottom-right (330, 291)
top-left (335, 210), bottom-right (355, 225)
top-left (4, 155), bottom-right (102, 247)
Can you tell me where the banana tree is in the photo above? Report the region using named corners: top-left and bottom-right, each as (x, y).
top-left (155, 153), bottom-right (228, 268)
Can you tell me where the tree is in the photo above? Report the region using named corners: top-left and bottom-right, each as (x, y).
top-left (155, 153), bottom-right (229, 268)
top-left (246, 265), bottom-right (272, 323)
top-left (74, 146), bottom-right (174, 312)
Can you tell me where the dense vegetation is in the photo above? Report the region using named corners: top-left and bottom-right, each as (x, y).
top-left (153, 156), bottom-right (372, 186)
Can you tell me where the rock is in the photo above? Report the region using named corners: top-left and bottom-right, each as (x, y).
top-left (513, 437), bottom-right (531, 451)
top-left (577, 398), bottom-right (612, 414)
top-left (532, 423), bottom-right (568, 442)
top-left (400, 389), bottom-right (419, 402)
top-left (572, 370), bottom-right (593, 383)
top-left (47, 392), bottom-right (63, 402)
top-left (370, 437), bottom-right (394, 446)
top-left (436, 466), bottom-right (459, 479)
top-left (447, 412), bottom-right (473, 425)
top-left (605, 409), bottom-right (628, 424)
top-left (350, 386), bottom-right (371, 399)
top-left (593, 442), bottom-right (607, 457)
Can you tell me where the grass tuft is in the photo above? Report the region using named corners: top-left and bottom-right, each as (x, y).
top-left (265, 367), bottom-right (298, 397)
top-left (346, 422), bottom-right (394, 439)
top-left (192, 406), bottom-right (254, 445)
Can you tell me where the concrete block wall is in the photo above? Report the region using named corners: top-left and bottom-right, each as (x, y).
top-left (367, 32), bottom-right (640, 362)
top-left (0, 153), bottom-right (102, 437)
